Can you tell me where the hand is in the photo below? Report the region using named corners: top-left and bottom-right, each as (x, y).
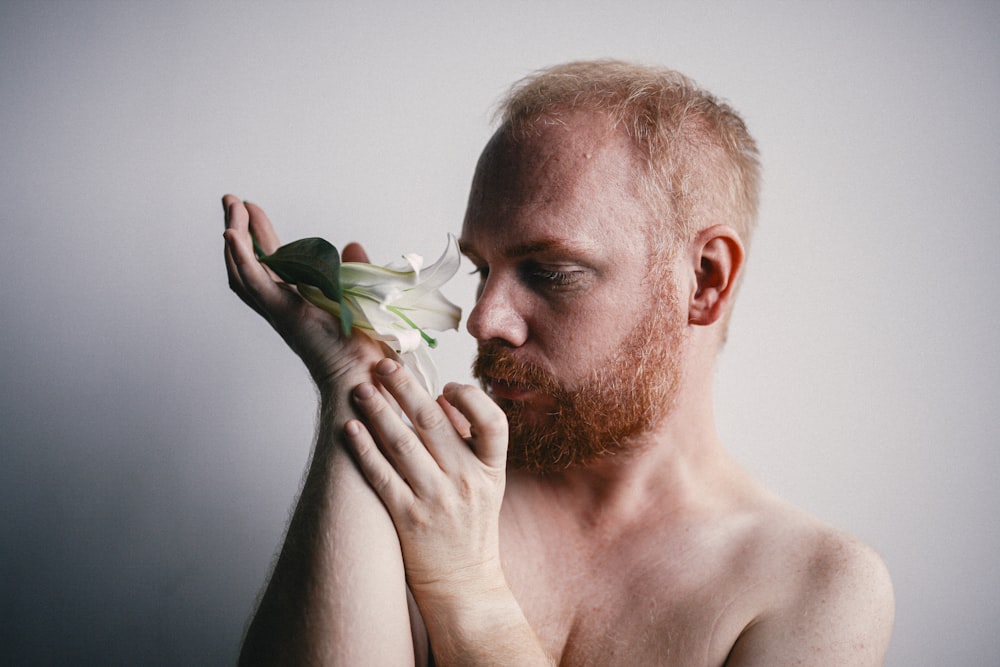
top-left (345, 357), bottom-right (510, 600)
top-left (222, 195), bottom-right (383, 391)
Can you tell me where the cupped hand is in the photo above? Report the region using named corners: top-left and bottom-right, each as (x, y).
top-left (222, 195), bottom-right (383, 391)
top-left (344, 357), bottom-right (510, 600)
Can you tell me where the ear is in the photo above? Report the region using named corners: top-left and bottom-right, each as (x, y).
top-left (688, 225), bottom-right (745, 327)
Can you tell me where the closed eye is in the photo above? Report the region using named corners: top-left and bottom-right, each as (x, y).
top-left (521, 262), bottom-right (591, 292)
top-left (531, 269), bottom-right (578, 286)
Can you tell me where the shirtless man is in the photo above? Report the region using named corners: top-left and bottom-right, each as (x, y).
top-left (223, 60), bottom-right (894, 665)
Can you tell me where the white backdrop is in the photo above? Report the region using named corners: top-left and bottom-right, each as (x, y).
top-left (1, 1), bottom-right (996, 664)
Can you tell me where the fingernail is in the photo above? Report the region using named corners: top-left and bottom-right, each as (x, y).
top-left (376, 358), bottom-right (399, 376)
top-left (345, 420), bottom-right (361, 436)
top-left (354, 383), bottom-right (376, 400)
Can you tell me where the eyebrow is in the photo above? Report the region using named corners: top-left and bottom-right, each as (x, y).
top-left (459, 237), bottom-right (597, 260)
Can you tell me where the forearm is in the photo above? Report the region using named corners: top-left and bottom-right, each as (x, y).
top-left (342, 366), bottom-right (552, 665)
top-left (239, 390), bottom-right (415, 666)
top-left (416, 579), bottom-right (554, 667)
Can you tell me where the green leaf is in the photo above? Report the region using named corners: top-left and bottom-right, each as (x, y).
top-left (338, 296), bottom-right (354, 335)
top-left (258, 237), bottom-right (342, 302)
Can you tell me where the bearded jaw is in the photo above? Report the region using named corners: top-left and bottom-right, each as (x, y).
top-left (473, 311), bottom-right (684, 473)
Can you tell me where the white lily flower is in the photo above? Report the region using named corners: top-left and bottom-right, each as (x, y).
top-left (296, 235), bottom-right (462, 393)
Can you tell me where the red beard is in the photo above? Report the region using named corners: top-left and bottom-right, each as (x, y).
top-left (472, 305), bottom-right (683, 473)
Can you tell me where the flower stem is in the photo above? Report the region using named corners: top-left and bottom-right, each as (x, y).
top-left (386, 306), bottom-right (438, 348)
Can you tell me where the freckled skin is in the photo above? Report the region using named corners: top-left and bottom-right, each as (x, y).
top-left (224, 107), bottom-right (893, 666)
top-left (462, 118), bottom-right (655, 387)
top-left (464, 118), bottom-right (684, 472)
top-left (457, 113), bottom-right (894, 665)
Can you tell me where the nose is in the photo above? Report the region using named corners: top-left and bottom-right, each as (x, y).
top-left (465, 275), bottom-right (528, 347)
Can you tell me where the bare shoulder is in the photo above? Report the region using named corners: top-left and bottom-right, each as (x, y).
top-left (729, 495), bottom-right (895, 666)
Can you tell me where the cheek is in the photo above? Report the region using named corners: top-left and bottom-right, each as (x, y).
top-left (525, 266), bottom-right (660, 372)
top-left (527, 310), bottom-right (595, 371)
top-left (530, 303), bottom-right (635, 377)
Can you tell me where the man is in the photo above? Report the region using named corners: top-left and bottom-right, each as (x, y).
top-left (223, 60), bottom-right (894, 665)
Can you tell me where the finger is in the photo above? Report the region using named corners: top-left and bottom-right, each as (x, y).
top-left (223, 196), bottom-right (258, 311)
top-left (243, 200), bottom-right (282, 255)
top-left (224, 234), bottom-right (258, 313)
top-left (221, 193), bottom-right (241, 227)
top-left (437, 395), bottom-right (472, 440)
top-left (373, 358), bottom-right (465, 471)
top-left (225, 230), bottom-right (273, 317)
top-left (342, 242), bottom-right (370, 263)
top-left (442, 383), bottom-right (508, 469)
top-left (344, 418), bottom-right (415, 515)
top-left (353, 379), bottom-right (438, 495)
top-left (223, 200), bottom-right (299, 317)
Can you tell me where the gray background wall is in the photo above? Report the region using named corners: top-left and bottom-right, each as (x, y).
top-left (1, 1), bottom-right (997, 664)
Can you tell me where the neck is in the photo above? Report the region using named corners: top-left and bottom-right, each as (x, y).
top-left (508, 345), bottom-right (735, 531)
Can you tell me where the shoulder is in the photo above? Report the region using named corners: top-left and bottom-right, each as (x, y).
top-left (729, 502), bottom-right (895, 666)
top-left (790, 524), bottom-right (895, 641)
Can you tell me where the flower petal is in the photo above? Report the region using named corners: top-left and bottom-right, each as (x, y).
top-left (339, 262), bottom-right (417, 288)
top-left (399, 345), bottom-right (441, 396)
top-left (389, 290), bottom-right (462, 332)
top-left (275, 235), bottom-right (462, 393)
top-left (409, 235), bottom-right (461, 290)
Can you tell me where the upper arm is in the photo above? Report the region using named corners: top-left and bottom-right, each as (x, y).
top-left (726, 536), bottom-right (895, 666)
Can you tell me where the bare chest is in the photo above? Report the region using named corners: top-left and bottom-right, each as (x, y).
top-left (501, 525), bottom-right (761, 666)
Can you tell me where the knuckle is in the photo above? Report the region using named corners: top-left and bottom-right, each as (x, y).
top-left (405, 502), bottom-right (431, 529)
top-left (355, 443), bottom-right (392, 489)
top-left (388, 432), bottom-right (420, 458)
top-left (450, 383), bottom-right (477, 403)
top-left (477, 411), bottom-right (509, 439)
top-left (454, 475), bottom-right (477, 502)
top-left (367, 466), bottom-right (394, 494)
top-left (356, 389), bottom-right (389, 416)
top-left (412, 403), bottom-right (447, 432)
top-left (394, 371), bottom-right (413, 391)
top-left (382, 363), bottom-right (413, 391)
top-left (484, 398), bottom-right (509, 422)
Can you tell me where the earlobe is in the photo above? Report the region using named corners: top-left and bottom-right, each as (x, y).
top-left (689, 226), bottom-right (745, 327)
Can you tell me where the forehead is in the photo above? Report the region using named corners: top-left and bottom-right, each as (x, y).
top-left (460, 114), bottom-right (650, 257)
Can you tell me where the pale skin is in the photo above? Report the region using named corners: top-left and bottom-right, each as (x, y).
top-left (224, 113), bottom-right (894, 665)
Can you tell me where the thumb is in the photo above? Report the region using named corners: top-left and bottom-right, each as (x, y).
top-left (442, 383), bottom-right (508, 469)
top-left (437, 394), bottom-right (473, 440)
top-left (342, 242), bottom-right (370, 263)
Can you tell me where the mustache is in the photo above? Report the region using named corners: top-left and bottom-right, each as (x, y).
top-left (472, 344), bottom-right (559, 393)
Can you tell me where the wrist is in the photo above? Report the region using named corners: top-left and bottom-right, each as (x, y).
top-left (412, 572), bottom-right (552, 666)
top-left (313, 354), bottom-right (379, 403)
top-left (410, 562), bottom-right (519, 635)
top-left (312, 333), bottom-right (393, 399)
top-left (410, 558), bottom-right (507, 604)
